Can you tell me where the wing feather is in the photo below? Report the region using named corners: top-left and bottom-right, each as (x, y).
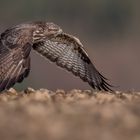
top-left (33, 33), bottom-right (112, 91)
top-left (0, 27), bottom-right (32, 92)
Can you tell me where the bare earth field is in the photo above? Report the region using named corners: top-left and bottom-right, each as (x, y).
top-left (0, 88), bottom-right (140, 140)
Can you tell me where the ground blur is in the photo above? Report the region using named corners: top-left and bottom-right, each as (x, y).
top-left (0, 88), bottom-right (140, 140)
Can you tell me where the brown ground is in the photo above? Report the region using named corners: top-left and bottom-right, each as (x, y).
top-left (0, 88), bottom-right (140, 140)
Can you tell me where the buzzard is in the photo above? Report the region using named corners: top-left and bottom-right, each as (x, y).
top-left (0, 21), bottom-right (112, 92)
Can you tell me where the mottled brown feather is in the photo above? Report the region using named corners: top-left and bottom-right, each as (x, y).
top-left (33, 33), bottom-right (113, 91)
top-left (0, 22), bottom-right (112, 92)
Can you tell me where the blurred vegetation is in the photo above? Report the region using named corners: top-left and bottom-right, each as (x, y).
top-left (0, 0), bottom-right (139, 40)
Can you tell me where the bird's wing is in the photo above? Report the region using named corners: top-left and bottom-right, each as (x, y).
top-left (0, 27), bottom-right (32, 91)
top-left (33, 33), bottom-right (112, 91)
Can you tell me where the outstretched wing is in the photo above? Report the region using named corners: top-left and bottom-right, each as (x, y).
top-left (0, 27), bottom-right (32, 92)
top-left (33, 33), bottom-right (112, 91)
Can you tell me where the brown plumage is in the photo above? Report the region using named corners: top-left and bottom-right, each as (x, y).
top-left (0, 21), bottom-right (112, 92)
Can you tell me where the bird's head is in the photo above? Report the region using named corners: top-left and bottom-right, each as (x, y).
top-left (45, 22), bottom-right (63, 36)
top-left (33, 22), bottom-right (63, 42)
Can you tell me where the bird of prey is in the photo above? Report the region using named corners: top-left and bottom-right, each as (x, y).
top-left (0, 21), bottom-right (112, 92)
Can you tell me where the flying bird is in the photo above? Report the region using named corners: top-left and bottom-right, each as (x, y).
top-left (0, 21), bottom-right (112, 92)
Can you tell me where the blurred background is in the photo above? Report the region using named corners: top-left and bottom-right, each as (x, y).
top-left (0, 0), bottom-right (139, 91)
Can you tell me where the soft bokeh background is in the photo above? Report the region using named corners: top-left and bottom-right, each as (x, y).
top-left (0, 0), bottom-right (139, 91)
